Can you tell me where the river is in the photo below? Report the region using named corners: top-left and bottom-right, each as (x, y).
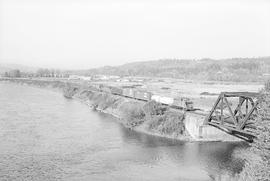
top-left (0, 82), bottom-right (248, 181)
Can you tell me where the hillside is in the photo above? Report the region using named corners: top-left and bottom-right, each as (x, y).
top-left (84, 57), bottom-right (270, 82)
top-left (2, 57), bottom-right (270, 82)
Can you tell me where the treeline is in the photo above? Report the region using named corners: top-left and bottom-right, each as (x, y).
top-left (85, 57), bottom-right (270, 82)
top-left (3, 69), bottom-right (22, 78)
top-left (2, 68), bottom-right (70, 78)
top-left (35, 68), bottom-right (69, 78)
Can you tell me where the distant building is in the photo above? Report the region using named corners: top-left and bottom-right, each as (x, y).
top-left (68, 75), bottom-right (80, 80)
top-left (80, 76), bottom-right (92, 81)
top-left (263, 73), bottom-right (270, 77)
top-left (93, 75), bottom-right (120, 81)
top-left (68, 75), bottom-right (92, 81)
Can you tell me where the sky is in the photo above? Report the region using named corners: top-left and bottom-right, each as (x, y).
top-left (0, 0), bottom-right (270, 69)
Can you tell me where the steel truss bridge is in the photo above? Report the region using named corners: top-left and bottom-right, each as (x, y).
top-left (204, 92), bottom-right (260, 142)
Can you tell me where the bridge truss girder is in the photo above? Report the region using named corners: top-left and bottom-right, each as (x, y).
top-left (204, 92), bottom-right (260, 141)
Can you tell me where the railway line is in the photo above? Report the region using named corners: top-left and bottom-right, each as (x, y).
top-left (88, 83), bottom-right (195, 111)
top-left (85, 83), bottom-right (260, 141)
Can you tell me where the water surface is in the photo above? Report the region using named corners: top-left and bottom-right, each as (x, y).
top-left (0, 83), bottom-right (247, 181)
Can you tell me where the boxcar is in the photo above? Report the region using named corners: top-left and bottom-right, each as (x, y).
top-left (121, 85), bottom-right (135, 89)
top-left (159, 96), bottom-right (174, 105)
top-left (172, 97), bottom-right (185, 108)
top-left (172, 97), bottom-right (194, 110)
top-left (123, 88), bottom-right (135, 98)
top-left (134, 90), bottom-right (152, 101)
top-left (151, 95), bottom-right (174, 105)
top-left (151, 95), bottom-right (161, 102)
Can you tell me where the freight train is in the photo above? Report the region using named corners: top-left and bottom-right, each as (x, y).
top-left (91, 84), bottom-right (194, 111)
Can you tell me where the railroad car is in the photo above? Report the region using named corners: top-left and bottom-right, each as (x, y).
top-left (160, 96), bottom-right (174, 105)
top-left (122, 88), bottom-right (135, 98)
top-left (172, 97), bottom-right (194, 110)
top-left (151, 95), bottom-right (160, 103)
top-left (134, 90), bottom-right (152, 101)
top-left (121, 85), bottom-right (135, 89)
top-left (151, 95), bottom-right (174, 105)
top-left (172, 97), bottom-right (184, 108)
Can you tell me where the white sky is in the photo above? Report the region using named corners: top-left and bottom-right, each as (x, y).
top-left (0, 0), bottom-right (269, 69)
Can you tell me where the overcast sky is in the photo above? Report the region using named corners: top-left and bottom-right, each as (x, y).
top-left (0, 0), bottom-right (269, 69)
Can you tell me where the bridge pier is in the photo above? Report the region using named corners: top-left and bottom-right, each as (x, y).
top-left (185, 113), bottom-right (242, 141)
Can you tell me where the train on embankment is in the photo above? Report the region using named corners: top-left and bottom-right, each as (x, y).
top-left (88, 83), bottom-right (194, 111)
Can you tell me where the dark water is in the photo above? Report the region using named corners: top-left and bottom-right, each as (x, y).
top-left (0, 83), bottom-right (247, 181)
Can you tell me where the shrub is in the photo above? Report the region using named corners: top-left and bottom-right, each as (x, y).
top-left (147, 110), bottom-right (185, 136)
top-left (63, 84), bottom-right (78, 98)
top-left (147, 115), bottom-right (166, 130)
top-left (160, 111), bottom-right (185, 135)
top-left (119, 102), bottom-right (145, 127)
top-left (239, 89), bottom-right (270, 180)
top-left (98, 94), bottom-right (116, 109)
top-left (89, 92), bottom-right (119, 110)
top-left (77, 90), bottom-right (91, 99)
top-left (143, 100), bottom-right (167, 117)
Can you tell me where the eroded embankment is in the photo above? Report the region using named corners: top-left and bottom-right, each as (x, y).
top-left (0, 78), bottom-right (192, 141)
top-left (56, 81), bottom-right (244, 142)
top-left (74, 87), bottom-right (192, 141)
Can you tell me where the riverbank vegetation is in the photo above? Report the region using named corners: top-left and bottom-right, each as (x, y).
top-left (143, 101), bottom-right (186, 136)
top-left (238, 81), bottom-right (270, 180)
top-left (62, 82), bottom-right (188, 138)
top-left (119, 101), bottom-right (146, 127)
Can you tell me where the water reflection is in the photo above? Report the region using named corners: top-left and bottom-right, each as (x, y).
top-left (118, 124), bottom-right (247, 180)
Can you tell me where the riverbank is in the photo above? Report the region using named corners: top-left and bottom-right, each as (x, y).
top-left (0, 78), bottom-right (193, 141)
top-left (0, 78), bottom-right (243, 142)
top-left (74, 85), bottom-right (192, 141)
